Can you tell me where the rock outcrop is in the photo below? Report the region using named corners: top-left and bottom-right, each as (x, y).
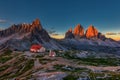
top-left (65, 24), bottom-right (107, 40)
top-left (73, 24), bottom-right (84, 38)
top-left (65, 24), bottom-right (84, 39)
top-left (85, 25), bottom-right (98, 38)
top-left (65, 28), bottom-right (74, 39)
top-left (0, 19), bottom-right (44, 37)
top-left (31, 18), bottom-right (42, 30)
top-left (0, 19), bottom-right (50, 41)
top-left (0, 19), bottom-right (67, 51)
top-left (98, 32), bottom-right (106, 40)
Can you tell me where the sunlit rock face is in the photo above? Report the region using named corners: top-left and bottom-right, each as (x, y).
top-left (73, 24), bottom-right (84, 38)
top-left (65, 24), bottom-right (107, 40)
top-left (31, 18), bottom-right (43, 30)
top-left (65, 28), bottom-right (74, 39)
top-left (85, 25), bottom-right (98, 38)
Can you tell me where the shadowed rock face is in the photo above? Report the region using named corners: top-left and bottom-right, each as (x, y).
top-left (85, 25), bottom-right (98, 38)
top-left (0, 19), bottom-right (50, 42)
top-left (0, 19), bottom-right (68, 51)
top-left (98, 32), bottom-right (106, 40)
top-left (65, 28), bottom-right (74, 39)
top-left (73, 24), bottom-right (84, 38)
top-left (0, 19), bottom-right (43, 37)
top-left (65, 24), bottom-right (84, 39)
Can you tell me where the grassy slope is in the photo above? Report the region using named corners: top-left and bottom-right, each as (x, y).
top-left (0, 50), bottom-right (120, 80)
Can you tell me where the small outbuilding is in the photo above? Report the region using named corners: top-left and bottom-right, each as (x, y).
top-left (30, 44), bottom-right (45, 53)
top-left (49, 50), bottom-right (56, 57)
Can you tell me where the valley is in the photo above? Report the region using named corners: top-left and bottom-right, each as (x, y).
top-left (0, 49), bottom-right (120, 80)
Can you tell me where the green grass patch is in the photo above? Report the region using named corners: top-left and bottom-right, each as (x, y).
top-left (63, 74), bottom-right (78, 80)
top-left (60, 51), bottom-right (120, 66)
top-left (39, 58), bottom-right (57, 64)
top-left (54, 64), bottom-right (90, 73)
top-left (0, 56), bottom-right (13, 63)
top-left (78, 58), bottom-right (120, 66)
top-left (0, 65), bottom-right (10, 72)
top-left (1, 49), bottom-right (12, 57)
top-left (10, 59), bottom-right (34, 78)
top-left (0, 72), bottom-right (12, 79)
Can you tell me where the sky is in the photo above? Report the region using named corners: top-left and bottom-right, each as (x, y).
top-left (0, 0), bottom-right (120, 40)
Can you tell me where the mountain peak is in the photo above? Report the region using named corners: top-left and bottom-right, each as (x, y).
top-left (31, 18), bottom-right (42, 30)
top-left (88, 25), bottom-right (96, 30)
top-left (65, 28), bottom-right (74, 39)
top-left (85, 25), bottom-right (98, 38)
top-left (68, 28), bottom-right (72, 33)
top-left (32, 18), bottom-right (40, 26)
top-left (0, 19), bottom-right (47, 38)
top-left (73, 24), bottom-right (84, 38)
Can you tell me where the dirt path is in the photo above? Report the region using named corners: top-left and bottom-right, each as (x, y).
top-left (0, 45), bottom-right (8, 52)
top-left (85, 66), bottom-right (120, 72)
top-left (1, 53), bottom-right (120, 79)
top-left (17, 67), bottom-right (34, 79)
top-left (55, 57), bottom-right (120, 72)
top-left (0, 66), bottom-right (15, 77)
top-left (0, 54), bottom-right (22, 67)
top-left (43, 56), bottom-right (120, 72)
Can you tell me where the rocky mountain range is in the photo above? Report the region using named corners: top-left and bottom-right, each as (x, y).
top-left (0, 19), bottom-right (49, 41)
top-left (63, 23), bottom-right (120, 54)
top-left (65, 28), bottom-right (74, 39)
top-left (0, 19), bottom-right (65, 51)
top-left (0, 19), bottom-right (120, 53)
top-left (65, 24), bottom-right (106, 40)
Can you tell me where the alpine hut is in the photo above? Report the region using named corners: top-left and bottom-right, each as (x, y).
top-left (30, 44), bottom-right (45, 53)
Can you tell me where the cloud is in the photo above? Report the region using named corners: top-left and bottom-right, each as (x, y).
top-left (0, 19), bottom-right (7, 23)
top-left (51, 33), bottom-right (60, 36)
top-left (50, 33), bottom-right (64, 39)
top-left (48, 30), bottom-right (61, 36)
top-left (48, 30), bottom-right (56, 34)
top-left (106, 32), bottom-right (117, 35)
top-left (118, 33), bottom-right (120, 35)
top-left (47, 28), bottom-right (64, 39)
top-left (47, 27), bottom-right (56, 35)
top-left (48, 29), bottom-right (63, 39)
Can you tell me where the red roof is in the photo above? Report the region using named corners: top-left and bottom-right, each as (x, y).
top-left (30, 44), bottom-right (42, 50)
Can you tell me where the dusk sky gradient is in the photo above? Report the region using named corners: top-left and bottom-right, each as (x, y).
top-left (0, 0), bottom-right (120, 40)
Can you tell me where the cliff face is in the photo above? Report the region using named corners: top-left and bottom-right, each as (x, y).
top-left (98, 32), bottom-right (106, 40)
top-left (0, 19), bottom-right (42, 37)
top-left (65, 28), bottom-right (74, 39)
top-left (65, 24), bottom-right (84, 39)
top-left (65, 24), bottom-right (100, 39)
top-left (73, 24), bottom-right (84, 38)
top-left (0, 19), bottom-right (50, 42)
top-left (0, 19), bottom-right (67, 51)
top-left (85, 25), bottom-right (98, 38)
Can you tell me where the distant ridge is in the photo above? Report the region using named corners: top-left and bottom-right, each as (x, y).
top-left (65, 24), bottom-right (106, 40)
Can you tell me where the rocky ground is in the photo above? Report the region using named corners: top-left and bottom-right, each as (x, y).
top-left (0, 49), bottom-right (120, 80)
